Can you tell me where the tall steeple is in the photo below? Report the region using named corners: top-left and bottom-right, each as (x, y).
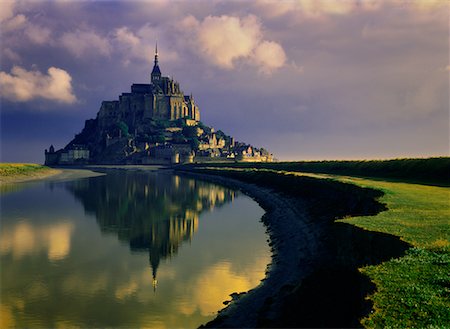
top-left (151, 42), bottom-right (161, 83)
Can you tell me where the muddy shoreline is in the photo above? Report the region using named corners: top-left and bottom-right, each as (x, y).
top-left (183, 172), bottom-right (323, 327)
top-left (176, 170), bottom-right (410, 328)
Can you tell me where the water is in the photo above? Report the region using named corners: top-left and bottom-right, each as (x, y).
top-left (0, 171), bottom-right (270, 328)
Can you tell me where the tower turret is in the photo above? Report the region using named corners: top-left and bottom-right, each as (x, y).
top-left (151, 42), bottom-right (161, 83)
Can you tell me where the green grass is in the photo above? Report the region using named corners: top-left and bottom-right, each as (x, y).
top-left (0, 164), bottom-right (56, 192)
top-left (320, 174), bottom-right (450, 328)
top-left (293, 172), bottom-right (449, 327)
top-left (361, 248), bottom-right (449, 328)
top-left (305, 174), bottom-right (450, 249)
top-left (0, 163), bottom-right (48, 177)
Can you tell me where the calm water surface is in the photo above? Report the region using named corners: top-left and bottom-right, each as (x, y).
top-left (0, 171), bottom-right (270, 328)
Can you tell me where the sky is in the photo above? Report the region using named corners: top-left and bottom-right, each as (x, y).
top-left (0, 0), bottom-right (448, 162)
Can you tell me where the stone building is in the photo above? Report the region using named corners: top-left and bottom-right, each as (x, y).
top-left (97, 44), bottom-right (200, 131)
top-left (45, 144), bottom-right (89, 165)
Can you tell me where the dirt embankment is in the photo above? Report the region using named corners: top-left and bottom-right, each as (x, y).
top-left (176, 169), bottom-right (410, 328)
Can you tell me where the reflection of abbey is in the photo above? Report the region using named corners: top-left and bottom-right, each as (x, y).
top-left (45, 44), bottom-right (273, 165)
top-left (66, 171), bottom-right (236, 288)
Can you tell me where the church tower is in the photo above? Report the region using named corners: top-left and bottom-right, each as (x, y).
top-left (151, 43), bottom-right (161, 84)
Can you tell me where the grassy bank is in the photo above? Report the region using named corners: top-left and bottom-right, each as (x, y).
top-left (306, 173), bottom-right (449, 327)
top-left (179, 164), bottom-right (449, 328)
top-left (0, 163), bottom-right (46, 176)
top-left (192, 157), bottom-right (450, 186)
top-left (0, 163), bottom-right (59, 184)
top-left (333, 177), bottom-right (449, 248)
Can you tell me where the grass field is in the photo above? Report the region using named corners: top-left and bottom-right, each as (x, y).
top-left (299, 173), bottom-right (450, 248)
top-left (302, 173), bottom-right (450, 328)
top-left (0, 163), bottom-right (47, 176)
top-left (0, 163), bottom-right (58, 186)
top-left (191, 157), bottom-right (450, 186)
top-left (180, 161), bottom-right (449, 328)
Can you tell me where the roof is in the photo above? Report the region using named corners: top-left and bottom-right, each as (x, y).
top-left (152, 64), bottom-right (161, 75)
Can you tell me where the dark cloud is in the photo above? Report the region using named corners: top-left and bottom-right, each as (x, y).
top-left (0, 0), bottom-right (448, 162)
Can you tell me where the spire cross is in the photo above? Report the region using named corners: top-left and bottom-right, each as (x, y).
top-left (151, 41), bottom-right (162, 83)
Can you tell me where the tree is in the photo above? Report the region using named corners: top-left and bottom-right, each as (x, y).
top-left (172, 131), bottom-right (187, 143)
top-left (175, 118), bottom-right (188, 127)
top-left (216, 129), bottom-right (232, 145)
top-left (116, 121), bottom-right (130, 137)
top-left (155, 119), bottom-right (170, 129)
top-left (182, 126), bottom-right (199, 138)
top-left (190, 137), bottom-right (200, 150)
top-left (155, 134), bottom-right (166, 143)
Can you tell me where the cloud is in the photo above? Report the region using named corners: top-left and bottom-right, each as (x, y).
top-left (2, 48), bottom-right (21, 62)
top-left (0, 1), bottom-right (52, 50)
top-left (0, 0), bottom-right (16, 23)
top-left (113, 26), bottom-right (156, 65)
top-left (114, 27), bottom-right (145, 65)
top-left (253, 41), bottom-right (287, 74)
top-left (180, 14), bottom-right (286, 73)
top-left (60, 29), bottom-right (111, 58)
top-left (297, 0), bottom-right (356, 16)
top-left (115, 26), bottom-right (140, 47)
top-left (0, 66), bottom-right (77, 104)
top-left (254, 0), bottom-right (448, 19)
top-left (251, 1), bottom-right (298, 18)
top-left (253, 0), bottom-right (372, 19)
top-left (195, 15), bottom-right (262, 68)
top-left (113, 25), bottom-right (179, 66)
top-left (2, 13), bottom-right (26, 31)
top-left (24, 25), bottom-right (52, 45)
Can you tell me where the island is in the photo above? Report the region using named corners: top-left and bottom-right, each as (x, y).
top-left (44, 45), bottom-right (273, 165)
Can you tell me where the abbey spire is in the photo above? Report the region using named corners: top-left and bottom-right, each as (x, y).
top-left (151, 42), bottom-right (161, 83)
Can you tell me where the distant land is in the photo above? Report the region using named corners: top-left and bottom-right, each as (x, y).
top-left (45, 45), bottom-right (272, 166)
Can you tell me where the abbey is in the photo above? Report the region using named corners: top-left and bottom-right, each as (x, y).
top-left (98, 44), bottom-right (200, 131)
top-left (45, 44), bottom-right (273, 165)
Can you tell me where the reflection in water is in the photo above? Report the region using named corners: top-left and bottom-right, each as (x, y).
top-left (0, 171), bottom-right (269, 328)
top-left (66, 172), bottom-right (236, 285)
top-left (178, 258), bottom-right (270, 316)
top-left (0, 220), bottom-right (74, 261)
